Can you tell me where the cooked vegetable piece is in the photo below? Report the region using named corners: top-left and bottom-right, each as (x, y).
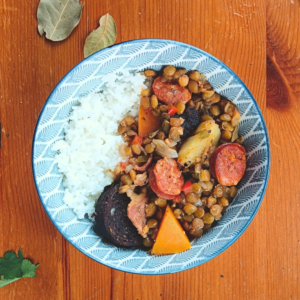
top-left (173, 195), bottom-right (181, 203)
top-left (178, 120), bottom-right (221, 167)
top-left (152, 139), bottom-right (178, 158)
top-left (151, 205), bottom-right (191, 255)
top-left (168, 105), bottom-right (178, 116)
top-left (181, 180), bottom-right (193, 195)
top-left (138, 105), bottom-right (162, 139)
top-left (132, 134), bottom-right (143, 145)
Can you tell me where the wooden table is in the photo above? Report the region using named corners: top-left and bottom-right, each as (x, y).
top-left (1, 0), bottom-right (299, 299)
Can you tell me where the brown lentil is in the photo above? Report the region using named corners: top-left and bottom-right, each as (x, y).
top-left (141, 89), bottom-right (151, 97)
top-left (184, 203), bottom-right (197, 215)
top-left (144, 70), bottom-right (156, 77)
top-left (219, 197), bottom-right (229, 207)
top-left (214, 184), bottom-right (224, 198)
top-left (203, 213), bottom-right (215, 224)
top-left (203, 223), bottom-right (212, 230)
top-left (214, 214), bottom-right (222, 221)
top-left (194, 207), bottom-right (205, 219)
top-left (174, 69), bottom-right (187, 79)
top-left (192, 218), bottom-right (204, 229)
top-left (155, 208), bottom-right (163, 220)
top-left (201, 115), bottom-right (213, 122)
top-left (124, 116), bottom-right (136, 126)
top-left (174, 208), bottom-right (184, 219)
top-left (147, 219), bottom-right (158, 229)
top-left (118, 124), bottom-right (127, 134)
top-left (156, 131), bottom-right (166, 140)
top-left (183, 221), bottom-right (191, 231)
top-left (210, 105), bottom-right (221, 116)
top-left (161, 112), bottom-right (170, 120)
top-left (186, 192), bottom-right (198, 204)
top-left (229, 186), bottom-right (238, 198)
top-left (192, 183), bottom-right (202, 194)
top-left (150, 95), bottom-right (158, 108)
top-left (179, 75), bottom-right (189, 87)
top-left (143, 237), bottom-right (153, 247)
top-left (207, 196), bottom-right (217, 208)
top-left (187, 100), bottom-right (195, 108)
top-left (146, 203), bottom-right (157, 217)
top-left (124, 146), bottom-right (132, 156)
top-left (183, 214), bottom-right (195, 222)
top-left (200, 170), bottom-right (211, 182)
top-left (202, 90), bottom-right (215, 99)
top-left (188, 80), bottom-right (199, 94)
top-left (189, 71), bottom-right (201, 81)
top-left (164, 65), bottom-right (176, 76)
top-left (143, 137), bottom-right (153, 144)
top-left (155, 197), bottom-right (167, 208)
top-left (221, 130), bottom-right (232, 141)
top-left (210, 204), bottom-right (223, 216)
top-left (189, 228), bottom-right (203, 237)
top-left (220, 114), bottom-right (232, 121)
top-left (160, 105), bottom-right (168, 112)
top-left (145, 143), bottom-right (155, 153)
top-left (131, 144), bottom-right (141, 155)
top-left (175, 102), bottom-right (186, 114)
top-left (170, 118), bottom-right (184, 127)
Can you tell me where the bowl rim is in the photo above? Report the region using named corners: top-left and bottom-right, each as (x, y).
top-left (31, 38), bottom-right (270, 275)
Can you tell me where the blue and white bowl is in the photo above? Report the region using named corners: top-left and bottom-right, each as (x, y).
top-left (32, 39), bottom-right (270, 274)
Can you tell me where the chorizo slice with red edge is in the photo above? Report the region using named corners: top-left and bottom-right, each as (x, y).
top-left (149, 166), bottom-right (175, 200)
top-left (210, 143), bottom-right (246, 186)
top-left (153, 158), bottom-right (184, 196)
top-left (152, 76), bottom-right (192, 105)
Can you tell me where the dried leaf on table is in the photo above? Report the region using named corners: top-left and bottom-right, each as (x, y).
top-left (84, 13), bottom-right (117, 58)
top-left (37, 0), bottom-right (84, 42)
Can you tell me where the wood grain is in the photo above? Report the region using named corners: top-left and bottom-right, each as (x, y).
top-left (0, 0), bottom-right (299, 299)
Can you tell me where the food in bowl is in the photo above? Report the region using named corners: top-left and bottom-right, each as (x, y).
top-left (54, 65), bottom-right (246, 255)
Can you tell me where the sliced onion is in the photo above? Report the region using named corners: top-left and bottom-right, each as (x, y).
top-left (149, 130), bottom-right (159, 138)
top-left (125, 164), bottom-right (133, 173)
top-left (165, 138), bottom-right (177, 147)
top-left (152, 139), bottom-right (178, 158)
top-left (140, 146), bottom-right (147, 155)
top-left (165, 157), bottom-right (177, 166)
top-left (231, 108), bottom-right (241, 127)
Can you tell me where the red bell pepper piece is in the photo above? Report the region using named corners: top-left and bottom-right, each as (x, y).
top-left (131, 134), bottom-right (143, 145)
top-left (173, 195), bottom-right (181, 203)
top-left (167, 105), bottom-right (178, 116)
top-left (120, 162), bottom-right (129, 171)
top-left (181, 180), bottom-right (193, 195)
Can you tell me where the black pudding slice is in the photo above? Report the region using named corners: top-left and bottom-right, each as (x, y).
top-left (173, 107), bottom-right (200, 138)
top-left (94, 183), bottom-right (142, 247)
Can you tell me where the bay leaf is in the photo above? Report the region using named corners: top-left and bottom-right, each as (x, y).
top-left (84, 14), bottom-right (117, 58)
top-left (37, 0), bottom-right (84, 42)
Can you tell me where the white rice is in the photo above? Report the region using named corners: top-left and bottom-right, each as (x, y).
top-left (53, 71), bottom-right (147, 219)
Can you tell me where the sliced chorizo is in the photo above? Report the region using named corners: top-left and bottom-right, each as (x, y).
top-left (210, 143), bottom-right (246, 186)
top-left (152, 76), bottom-right (192, 105)
top-left (149, 166), bottom-right (174, 200)
top-left (153, 158), bottom-right (184, 196)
